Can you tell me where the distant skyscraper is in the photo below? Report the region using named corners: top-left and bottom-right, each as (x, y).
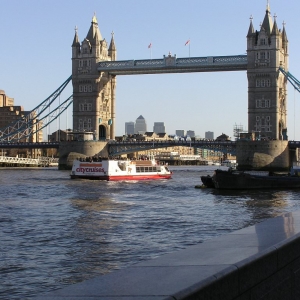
top-left (187, 130), bottom-right (195, 137)
top-left (153, 122), bottom-right (165, 133)
top-left (135, 115), bottom-right (147, 134)
top-left (125, 122), bottom-right (135, 135)
top-left (175, 130), bottom-right (185, 137)
top-left (205, 131), bottom-right (214, 139)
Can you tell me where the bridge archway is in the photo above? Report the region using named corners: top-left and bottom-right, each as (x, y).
top-left (99, 125), bottom-right (106, 140)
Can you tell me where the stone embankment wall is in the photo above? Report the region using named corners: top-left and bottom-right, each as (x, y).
top-left (58, 141), bottom-right (108, 169)
top-left (35, 211), bottom-right (300, 299)
top-left (236, 140), bottom-right (290, 171)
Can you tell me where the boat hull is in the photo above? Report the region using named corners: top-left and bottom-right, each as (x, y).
top-left (212, 169), bottom-right (300, 189)
top-left (200, 175), bottom-right (215, 188)
top-left (71, 174), bottom-right (172, 181)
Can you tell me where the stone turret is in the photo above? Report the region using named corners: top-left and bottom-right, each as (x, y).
top-left (108, 32), bottom-right (117, 61)
top-left (71, 14), bottom-right (117, 140)
top-left (238, 4), bottom-right (291, 171)
top-left (246, 4), bottom-right (288, 140)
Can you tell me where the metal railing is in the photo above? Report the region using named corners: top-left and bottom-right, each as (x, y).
top-left (0, 156), bottom-right (58, 166)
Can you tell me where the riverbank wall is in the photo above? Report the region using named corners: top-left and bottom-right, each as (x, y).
top-left (35, 210), bottom-right (300, 299)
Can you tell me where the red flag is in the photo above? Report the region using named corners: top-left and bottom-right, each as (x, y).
top-left (185, 39), bottom-right (190, 46)
top-left (148, 43), bottom-right (152, 48)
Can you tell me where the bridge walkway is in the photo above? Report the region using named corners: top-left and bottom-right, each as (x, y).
top-left (0, 156), bottom-right (58, 166)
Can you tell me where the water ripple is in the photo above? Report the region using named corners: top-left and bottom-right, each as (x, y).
top-left (1, 166), bottom-right (300, 299)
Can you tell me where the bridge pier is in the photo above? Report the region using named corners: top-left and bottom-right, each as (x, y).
top-left (58, 141), bottom-right (109, 169)
top-left (236, 140), bottom-right (292, 171)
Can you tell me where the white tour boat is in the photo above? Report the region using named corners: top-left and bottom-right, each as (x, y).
top-left (70, 158), bottom-right (172, 181)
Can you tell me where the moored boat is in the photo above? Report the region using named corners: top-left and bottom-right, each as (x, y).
top-left (212, 168), bottom-right (300, 189)
top-left (200, 175), bottom-right (215, 188)
top-left (70, 158), bottom-right (172, 181)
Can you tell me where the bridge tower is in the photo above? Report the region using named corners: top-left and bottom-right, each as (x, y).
top-left (247, 3), bottom-right (288, 140)
top-left (71, 15), bottom-right (117, 140)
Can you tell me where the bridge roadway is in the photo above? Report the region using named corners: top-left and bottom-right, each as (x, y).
top-left (97, 55), bottom-right (248, 75)
top-left (107, 140), bottom-right (237, 156)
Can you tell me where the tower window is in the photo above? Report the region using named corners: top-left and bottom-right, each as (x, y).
top-left (260, 39), bottom-right (266, 45)
top-left (79, 102), bottom-right (92, 111)
top-left (256, 98), bottom-right (270, 108)
top-left (255, 79), bottom-right (271, 88)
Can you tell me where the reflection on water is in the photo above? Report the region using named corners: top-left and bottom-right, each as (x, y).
top-left (1, 166), bottom-right (300, 299)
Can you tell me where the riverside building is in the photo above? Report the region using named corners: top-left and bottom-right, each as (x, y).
top-left (0, 90), bottom-right (43, 157)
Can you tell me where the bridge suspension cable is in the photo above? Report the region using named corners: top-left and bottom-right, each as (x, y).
top-left (4, 95), bottom-right (73, 142)
top-left (0, 75), bottom-right (72, 142)
top-left (279, 67), bottom-right (300, 93)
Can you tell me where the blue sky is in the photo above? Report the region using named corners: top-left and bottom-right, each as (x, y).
top-left (1, 0), bottom-right (300, 140)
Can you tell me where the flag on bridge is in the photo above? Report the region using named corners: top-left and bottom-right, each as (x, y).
top-left (185, 39), bottom-right (190, 46)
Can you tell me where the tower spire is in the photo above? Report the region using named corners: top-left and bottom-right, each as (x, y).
top-left (108, 31), bottom-right (117, 61)
top-left (86, 13), bottom-right (103, 43)
top-left (266, 0), bottom-right (270, 12)
top-left (247, 15), bottom-right (255, 36)
top-left (72, 26), bottom-right (80, 46)
top-left (261, 0), bottom-right (273, 34)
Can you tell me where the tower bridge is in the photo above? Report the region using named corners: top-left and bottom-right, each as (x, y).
top-left (71, 3), bottom-right (288, 143)
top-left (1, 3), bottom-right (299, 170)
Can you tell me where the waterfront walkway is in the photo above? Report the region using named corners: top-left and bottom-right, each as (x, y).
top-left (36, 210), bottom-right (300, 299)
top-left (0, 156), bottom-right (58, 166)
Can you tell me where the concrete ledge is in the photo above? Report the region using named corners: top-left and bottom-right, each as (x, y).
top-left (35, 211), bottom-right (300, 299)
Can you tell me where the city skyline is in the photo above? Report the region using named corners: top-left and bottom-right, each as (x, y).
top-left (1, 1), bottom-right (300, 140)
top-left (125, 117), bottom-right (200, 137)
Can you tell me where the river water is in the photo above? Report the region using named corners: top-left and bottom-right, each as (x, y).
top-left (1, 165), bottom-right (300, 299)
